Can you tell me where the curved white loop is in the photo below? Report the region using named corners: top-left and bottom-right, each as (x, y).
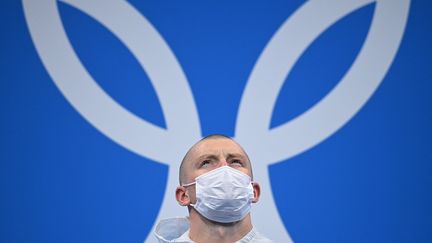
top-left (236, 1), bottom-right (410, 242)
top-left (236, 0), bottom-right (410, 165)
top-left (22, 0), bottom-right (201, 163)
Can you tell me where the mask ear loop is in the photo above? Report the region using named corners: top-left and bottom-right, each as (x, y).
top-left (182, 181), bottom-right (196, 187)
top-left (181, 181), bottom-right (197, 207)
top-left (250, 181), bottom-right (257, 200)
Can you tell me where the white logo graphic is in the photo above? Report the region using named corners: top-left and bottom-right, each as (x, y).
top-left (23, 0), bottom-right (410, 242)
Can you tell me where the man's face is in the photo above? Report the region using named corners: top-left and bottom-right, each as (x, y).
top-left (181, 137), bottom-right (253, 203)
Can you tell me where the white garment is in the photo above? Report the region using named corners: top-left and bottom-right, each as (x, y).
top-left (154, 217), bottom-right (274, 243)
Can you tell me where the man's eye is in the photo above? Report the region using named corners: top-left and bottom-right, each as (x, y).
top-left (201, 160), bottom-right (211, 167)
top-left (231, 159), bottom-right (243, 166)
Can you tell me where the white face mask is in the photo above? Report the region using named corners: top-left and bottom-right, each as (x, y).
top-left (182, 166), bottom-right (254, 223)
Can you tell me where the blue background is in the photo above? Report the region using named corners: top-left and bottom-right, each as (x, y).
top-left (1, 1), bottom-right (431, 242)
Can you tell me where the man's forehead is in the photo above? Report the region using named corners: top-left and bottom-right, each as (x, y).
top-left (190, 138), bottom-right (246, 158)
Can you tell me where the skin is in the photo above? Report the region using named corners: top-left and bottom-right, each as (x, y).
top-left (175, 136), bottom-right (261, 243)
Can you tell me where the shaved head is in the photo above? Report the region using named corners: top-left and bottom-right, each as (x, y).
top-left (174, 135), bottom-right (263, 241)
top-left (178, 134), bottom-right (252, 185)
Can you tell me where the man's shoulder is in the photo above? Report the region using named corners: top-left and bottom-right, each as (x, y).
top-left (154, 217), bottom-right (192, 243)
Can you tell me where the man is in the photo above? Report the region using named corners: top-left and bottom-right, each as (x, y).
top-left (155, 134), bottom-right (273, 243)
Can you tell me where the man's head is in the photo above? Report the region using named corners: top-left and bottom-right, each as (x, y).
top-left (176, 135), bottom-right (260, 212)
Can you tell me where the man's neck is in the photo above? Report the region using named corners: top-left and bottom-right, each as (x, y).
top-left (188, 210), bottom-right (253, 243)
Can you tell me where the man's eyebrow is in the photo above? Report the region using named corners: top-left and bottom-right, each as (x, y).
top-left (192, 154), bottom-right (219, 164)
top-left (195, 153), bottom-right (246, 161)
top-left (226, 153), bottom-right (248, 160)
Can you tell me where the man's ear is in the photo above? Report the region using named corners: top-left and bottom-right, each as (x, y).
top-left (176, 186), bottom-right (190, 206)
top-left (252, 182), bottom-right (261, 203)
